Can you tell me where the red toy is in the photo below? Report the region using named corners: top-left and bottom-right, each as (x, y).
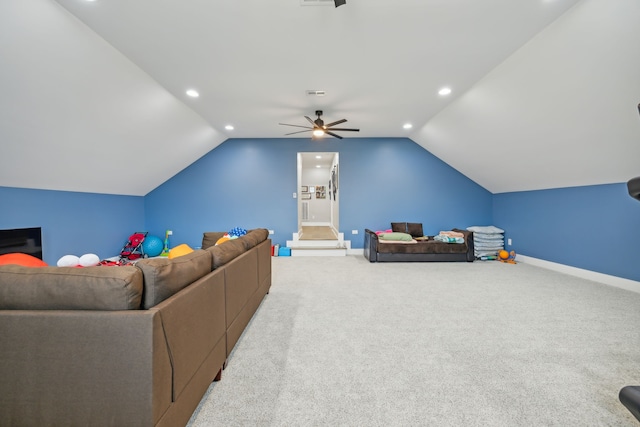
top-left (119, 231), bottom-right (148, 262)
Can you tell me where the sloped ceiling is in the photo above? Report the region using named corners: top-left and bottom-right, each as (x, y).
top-left (413, 0), bottom-right (640, 193)
top-left (1, 0), bottom-right (638, 196)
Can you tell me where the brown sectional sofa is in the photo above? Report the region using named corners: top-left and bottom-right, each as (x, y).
top-left (364, 225), bottom-right (474, 262)
top-left (0, 228), bottom-right (271, 427)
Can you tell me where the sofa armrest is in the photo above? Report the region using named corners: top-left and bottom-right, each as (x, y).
top-left (364, 229), bottom-right (378, 262)
top-left (453, 228), bottom-right (475, 262)
top-left (0, 310), bottom-right (172, 427)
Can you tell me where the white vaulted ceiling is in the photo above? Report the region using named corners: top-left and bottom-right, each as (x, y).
top-left (1, 0), bottom-right (638, 195)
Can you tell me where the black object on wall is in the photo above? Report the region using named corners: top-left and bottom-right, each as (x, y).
top-left (335, 0), bottom-right (346, 7)
top-left (629, 177), bottom-right (640, 202)
top-left (0, 227), bottom-right (43, 259)
top-left (628, 104), bottom-right (640, 201)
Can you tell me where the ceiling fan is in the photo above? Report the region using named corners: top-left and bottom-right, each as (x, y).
top-left (279, 110), bottom-right (359, 140)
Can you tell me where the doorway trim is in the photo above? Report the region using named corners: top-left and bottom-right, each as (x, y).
top-left (297, 152), bottom-right (339, 237)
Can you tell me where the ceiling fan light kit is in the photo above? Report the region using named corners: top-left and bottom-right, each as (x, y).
top-left (279, 110), bottom-right (359, 140)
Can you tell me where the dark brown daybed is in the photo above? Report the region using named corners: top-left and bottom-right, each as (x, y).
top-left (364, 223), bottom-right (474, 263)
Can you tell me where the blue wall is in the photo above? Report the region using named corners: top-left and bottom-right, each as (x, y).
top-left (4, 140), bottom-right (637, 284)
top-left (0, 186), bottom-right (144, 265)
top-left (144, 137), bottom-right (494, 249)
top-left (494, 183), bottom-right (640, 282)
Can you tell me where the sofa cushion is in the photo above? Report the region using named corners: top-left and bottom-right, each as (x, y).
top-left (206, 239), bottom-right (246, 269)
top-left (0, 265), bottom-right (143, 310)
top-left (201, 232), bottom-right (227, 250)
top-left (391, 222), bottom-right (407, 233)
top-left (407, 223), bottom-right (424, 238)
top-left (238, 228), bottom-right (269, 251)
top-left (136, 249), bottom-right (212, 309)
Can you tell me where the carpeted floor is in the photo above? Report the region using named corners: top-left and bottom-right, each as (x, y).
top-left (187, 256), bottom-right (640, 426)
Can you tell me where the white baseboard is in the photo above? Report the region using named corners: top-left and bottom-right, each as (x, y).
top-left (345, 250), bottom-right (640, 293)
top-left (517, 254), bottom-right (640, 294)
top-left (347, 250), bottom-right (640, 293)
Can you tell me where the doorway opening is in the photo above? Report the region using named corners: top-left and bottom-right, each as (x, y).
top-left (297, 152), bottom-right (339, 240)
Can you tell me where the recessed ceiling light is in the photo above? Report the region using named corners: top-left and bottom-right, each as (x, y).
top-left (315, 155), bottom-right (322, 159)
top-left (225, 125), bottom-right (234, 131)
top-left (403, 123), bottom-right (413, 129)
top-left (438, 87), bottom-right (452, 96)
top-left (186, 89), bottom-right (199, 98)
top-left (316, 165), bottom-right (322, 168)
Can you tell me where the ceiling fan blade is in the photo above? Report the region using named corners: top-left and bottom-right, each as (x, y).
top-left (326, 127), bottom-right (359, 132)
top-left (279, 123), bottom-right (313, 129)
top-left (325, 119), bottom-right (347, 127)
top-left (325, 131), bottom-right (343, 139)
top-left (304, 116), bottom-right (316, 126)
top-left (285, 129), bottom-right (312, 136)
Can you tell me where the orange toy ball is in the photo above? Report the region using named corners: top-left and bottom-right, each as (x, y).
top-left (498, 250), bottom-right (510, 260)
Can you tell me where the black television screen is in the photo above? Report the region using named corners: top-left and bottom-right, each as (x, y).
top-left (0, 227), bottom-right (43, 259)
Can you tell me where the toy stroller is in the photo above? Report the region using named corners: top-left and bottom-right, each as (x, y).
top-left (119, 231), bottom-right (148, 262)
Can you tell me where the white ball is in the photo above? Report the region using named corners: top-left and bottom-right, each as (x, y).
top-left (57, 255), bottom-right (79, 267)
top-left (79, 253), bottom-right (100, 267)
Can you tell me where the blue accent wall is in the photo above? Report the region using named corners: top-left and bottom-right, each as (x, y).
top-left (144, 137), bottom-right (493, 249)
top-left (493, 183), bottom-right (640, 282)
top-left (0, 186), bottom-right (144, 265)
top-left (4, 140), bottom-right (637, 284)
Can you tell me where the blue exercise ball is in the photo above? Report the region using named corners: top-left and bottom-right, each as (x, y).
top-left (143, 235), bottom-right (164, 257)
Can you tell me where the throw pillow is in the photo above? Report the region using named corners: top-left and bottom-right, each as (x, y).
top-left (168, 243), bottom-right (194, 259)
top-left (201, 231), bottom-right (227, 249)
top-left (215, 235), bottom-right (231, 245)
top-left (0, 253), bottom-right (48, 267)
top-left (379, 232), bottom-right (413, 242)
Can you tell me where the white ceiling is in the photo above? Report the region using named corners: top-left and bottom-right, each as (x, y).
top-left (1, 0), bottom-right (639, 196)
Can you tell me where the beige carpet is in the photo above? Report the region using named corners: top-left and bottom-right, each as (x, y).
top-left (299, 226), bottom-right (337, 240)
top-left (188, 256), bottom-right (640, 426)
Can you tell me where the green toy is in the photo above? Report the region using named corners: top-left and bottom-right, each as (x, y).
top-left (160, 230), bottom-right (172, 257)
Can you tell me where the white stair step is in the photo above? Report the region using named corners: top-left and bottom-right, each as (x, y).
top-left (287, 239), bottom-right (342, 248)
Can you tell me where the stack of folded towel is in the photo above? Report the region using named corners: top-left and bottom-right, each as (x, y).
top-left (434, 230), bottom-right (465, 244)
top-left (466, 225), bottom-right (504, 259)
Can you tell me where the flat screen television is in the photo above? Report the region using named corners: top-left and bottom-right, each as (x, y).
top-left (0, 227), bottom-right (43, 259)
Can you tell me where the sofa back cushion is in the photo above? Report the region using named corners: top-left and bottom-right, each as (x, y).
top-left (205, 239), bottom-right (246, 269)
top-left (407, 223), bottom-right (424, 237)
top-left (0, 265), bottom-right (143, 310)
top-left (391, 222), bottom-right (423, 237)
top-left (136, 249), bottom-right (212, 309)
top-left (238, 229), bottom-right (269, 251)
top-left (391, 222), bottom-right (407, 233)
top-left (201, 232), bottom-right (227, 250)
